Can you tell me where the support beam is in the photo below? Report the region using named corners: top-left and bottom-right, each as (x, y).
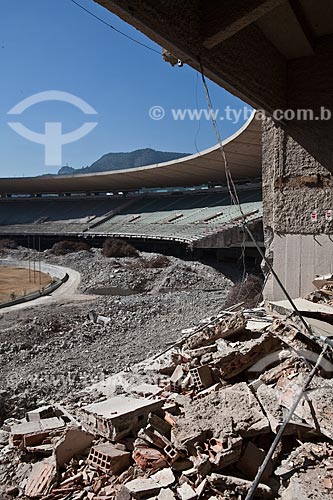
top-left (289, 0), bottom-right (315, 51)
top-left (202, 0), bottom-right (285, 49)
top-left (94, 1), bottom-right (287, 112)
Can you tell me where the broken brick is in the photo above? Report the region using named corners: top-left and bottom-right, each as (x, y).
top-left (87, 443), bottom-right (130, 474)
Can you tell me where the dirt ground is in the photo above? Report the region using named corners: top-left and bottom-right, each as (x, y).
top-left (0, 266), bottom-right (52, 303)
top-left (0, 247), bottom-right (240, 422)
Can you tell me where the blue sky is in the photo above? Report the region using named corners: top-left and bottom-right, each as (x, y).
top-left (0, 0), bottom-right (250, 177)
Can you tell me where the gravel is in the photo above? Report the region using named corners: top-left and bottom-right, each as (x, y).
top-left (0, 247), bottom-right (238, 422)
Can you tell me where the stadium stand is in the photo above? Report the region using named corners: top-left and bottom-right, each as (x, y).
top-left (0, 184), bottom-right (263, 248)
top-left (0, 113), bottom-right (263, 251)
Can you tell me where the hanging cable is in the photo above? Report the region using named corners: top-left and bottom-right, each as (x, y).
top-left (69, 0), bottom-right (161, 55)
top-left (199, 63), bottom-right (333, 500)
top-left (198, 63), bottom-right (319, 339)
top-left (245, 344), bottom-right (329, 500)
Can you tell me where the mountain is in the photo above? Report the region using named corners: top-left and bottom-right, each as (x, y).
top-left (57, 148), bottom-right (190, 176)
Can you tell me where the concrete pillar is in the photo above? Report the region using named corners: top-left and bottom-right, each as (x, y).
top-left (262, 118), bottom-right (333, 300)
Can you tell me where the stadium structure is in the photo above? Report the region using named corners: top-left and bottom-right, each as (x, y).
top-left (0, 113), bottom-right (262, 260)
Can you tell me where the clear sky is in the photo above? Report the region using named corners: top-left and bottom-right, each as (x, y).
top-left (0, 0), bottom-right (251, 177)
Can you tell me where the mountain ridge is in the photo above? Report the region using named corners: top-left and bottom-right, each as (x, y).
top-left (57, 148), bottom-right (190, 176)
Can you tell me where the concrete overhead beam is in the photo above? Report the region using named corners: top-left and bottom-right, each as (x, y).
top-left (94, 1), bottom-right (287, 112)
top-left (202, 0), bottom-right (285, 49)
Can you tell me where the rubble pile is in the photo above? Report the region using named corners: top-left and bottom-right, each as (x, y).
top-left (1, 274), bottom-right (333, 499)
top-left (0, 249), bottom-right (235, 422)
top-left (43, 249), bottom-right (233, 295)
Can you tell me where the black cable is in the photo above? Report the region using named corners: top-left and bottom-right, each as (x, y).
top-left (199, 63), bottom-right (333, 500)
top-left (69, 0), bottom-right (161, 55)
top-left (198, 64), bottom-right (319, 339)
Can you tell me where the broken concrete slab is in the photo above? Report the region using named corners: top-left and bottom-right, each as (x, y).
top-left (121, 477), bottom-right (161, 498)
top-left (131, 383), bottom-right (163, 398)
top-left (11, 417), bottom-right (66, 448)
top-left (255, 383), bottom-right (285, 434)
top-left (151, 468), bottom-right (176, 488)
top-left (255, 383), bottom-right (314, 435)
top-left (158, 487), bottom-right (176, 500)
top-left (209, 331), bottom-right (280, 379)
top-left (171, 383), bottom-right (269, 452)
top-left (268, 298), bottom-right (333, 318)
top-left (187, 345), bottom-right (217, 359)
top-left (79, 396), bottom-right (164, 441)
top-left (181, 312), bottom-right (246, 351)
top-left (54, 427), bottom-right (94, 467)
top-left (26, 405), bottom-right (55, 422)
top-left (277, 374), bottom-right (333, 439)
top-left (177, 482), bottom-right (197, 500)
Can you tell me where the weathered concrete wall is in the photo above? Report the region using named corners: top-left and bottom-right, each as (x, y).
top-left (262, 117), bottom-right (333, 299)
top-left (264, 234), bottom-right (333, 300)
top-left (262, 119), bottom-right (333, 235)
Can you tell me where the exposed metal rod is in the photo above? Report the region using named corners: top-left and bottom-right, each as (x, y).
top-left (245, 344), bottom-right (329, 500)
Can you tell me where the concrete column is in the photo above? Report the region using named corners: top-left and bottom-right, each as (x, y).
top-left (262, 118), bottom-right (333, 300)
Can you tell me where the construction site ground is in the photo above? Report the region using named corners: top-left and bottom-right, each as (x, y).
top-left (1, 246), bottom-right (333, 500)
top-left (0, 247), bottom-right (235, 422)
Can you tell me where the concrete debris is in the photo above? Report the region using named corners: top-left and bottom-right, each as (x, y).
top-left (209, 331), bottom-right (280, 379)
top-left (54, 427), bottom-right (94, 467)
top-left (177, 482), bottom-right (197, 500)
top-left (2, 273), bottom-right (333, 500)
top-left (87, 310), bottom-right (112, 325)
top-left (158, 487), bottom-right (176, 500)
top-left (26, 405), bottom-right (56, 422)
top-left (79, 396), bottom-right (164, 441)
top-left (208, 472), bottom-right (272, 497)
top-left (121, 477), bottom-right (161, 498)
top-left (151, 467), bottom-right (176, 487)
top-left (131, 383), bottom-right (163, 398)
top-left (181, 311), bottom-right (246, 350)
top-left (10, 416), bottom-right (66, 448)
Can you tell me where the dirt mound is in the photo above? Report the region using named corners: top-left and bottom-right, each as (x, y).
top-left (0, 247), bottom-right (236, 421)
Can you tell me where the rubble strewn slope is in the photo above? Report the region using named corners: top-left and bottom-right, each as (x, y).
top-left (0, 248), bottom-right (233, 422)
top-left (2, 250), bottom-right (332, 499)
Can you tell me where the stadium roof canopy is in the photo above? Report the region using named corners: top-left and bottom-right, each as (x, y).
top-left (0, 112), bottom-right (261, 195)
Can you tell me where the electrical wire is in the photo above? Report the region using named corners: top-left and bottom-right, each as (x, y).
top-left (69, 0), bottom-right (161, 55)
top-left (198, 63), bottom-right (318, 339)
top-left (199, 63), bottom-right (333, 500)
top-left (194, 71), bottom-right (202, 155)
top-left (245, 344), bottom-right (329, 500)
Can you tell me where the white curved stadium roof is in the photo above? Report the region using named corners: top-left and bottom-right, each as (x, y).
top-left (0, 113), bottom-right (261, 195)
